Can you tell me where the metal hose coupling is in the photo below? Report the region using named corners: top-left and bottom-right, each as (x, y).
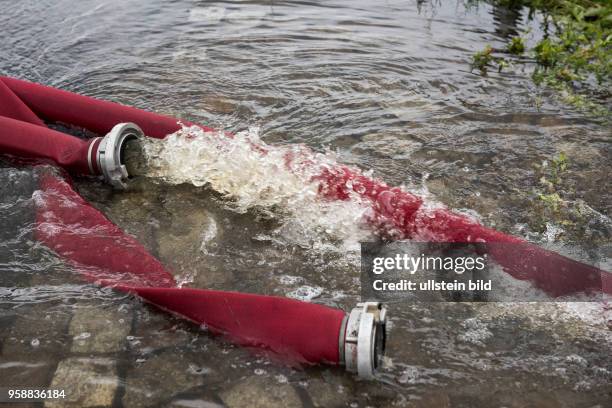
top-left (88, 123), bottom-right (144, 189)
top-left (341, 302), bottom-right (388, 379)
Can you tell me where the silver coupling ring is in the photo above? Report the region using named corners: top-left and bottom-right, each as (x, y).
top-left (341, 301), bottom-right (387, 379)
top-left (95, 122), bottom-right (143, 189)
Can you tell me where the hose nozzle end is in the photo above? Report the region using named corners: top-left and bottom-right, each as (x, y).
top-left (341, 301), bottom-right (387, 380)
top-left (91, 123), bottom-right (144, 189)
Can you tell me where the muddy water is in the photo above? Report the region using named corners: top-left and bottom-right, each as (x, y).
top-left (1, 0), bottom-right (611, 407)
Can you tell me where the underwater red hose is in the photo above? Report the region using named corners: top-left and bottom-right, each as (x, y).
top-left (315, 167), bottom-right (611, 296)
top-left (1, 75), bottom-right (608, 297)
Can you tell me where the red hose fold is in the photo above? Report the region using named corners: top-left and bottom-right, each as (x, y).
top-left (0, 75), bottom-right (214, 137)
top-left (0, 77), bottom-right (45, 126)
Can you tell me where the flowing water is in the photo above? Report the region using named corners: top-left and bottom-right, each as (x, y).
top-left (1, 0), bottom-right (611, 407)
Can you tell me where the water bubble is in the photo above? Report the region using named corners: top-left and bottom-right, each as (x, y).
top-left (279, 275), bottom-right (303, 285)
top-left (286, 286), bottom-right (322, 301)
top-left (331, 290), bottom-right (346, 299)
top-left (73, 332), bottom-right (91, 341)
top-left (457, 318), bottom-right (492, 346)
top-left (565, 354), bottom-right (588, 367)
top-left (397, 366), bottom-right (419, 384)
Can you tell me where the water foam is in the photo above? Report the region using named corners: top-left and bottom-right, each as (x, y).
top-left (141, 125), bottom-right (374, 254)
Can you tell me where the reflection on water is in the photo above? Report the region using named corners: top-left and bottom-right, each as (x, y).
top-left (1, 0), bottom-right (611, 406)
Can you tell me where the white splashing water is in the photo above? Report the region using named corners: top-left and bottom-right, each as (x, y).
top-left (142, 124), bottom-right (374, 254)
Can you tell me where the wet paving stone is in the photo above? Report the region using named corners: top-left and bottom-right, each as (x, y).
top-left (46, 357), bottom-right (118, 408)
top-left (122, 349), bottom-right (209, 408)
top-left (68, 304), bottom-right (132, 354)
top-left (1, 303), bottom-right (72, 359)
top-left (104, 191), bottom-right (162, 254)
top-left (0, 358), bottom-right (57, 390)
top-left (304, 377), bottom-right (350, 408)
top-left (156, 187), bottom-right (229, 288)
top-left (130, 306), bottom-right (193, 352)
top-left (220, 376), bottom-right (303, 408)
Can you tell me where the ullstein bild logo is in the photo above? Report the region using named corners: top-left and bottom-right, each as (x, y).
top-left (360, 242), bottom-right (605, 302)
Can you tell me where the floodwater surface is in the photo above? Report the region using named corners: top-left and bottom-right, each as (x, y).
top-left (1, 1), bottom-right (611, 407)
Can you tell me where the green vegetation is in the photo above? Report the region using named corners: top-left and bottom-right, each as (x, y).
top-left (530, 151), bottom-right (605, 244)
top-left (548, 150), bottom-right (567, 185)
top-left (537, 151), bottom-right (567, 212)
top-left (471, 44), bottom-right (510, 73)
top-left (507, 36), bottom-right (526, 54)
top-left (531, 151), bottom-right (570, 236)
top-left (471, 45), bottom-right (495, 73)
top-left (472, 0), bottom-right (611, 118)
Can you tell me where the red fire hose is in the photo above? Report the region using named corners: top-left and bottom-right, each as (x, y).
top-left (1, 76), bottom-right (609, 297)
top-left (0, 75), bottom-right (609, 376)
top-left (0, 115), bottom-right (95, 175)
top-left (0, 76), bottom-right (386, 379)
